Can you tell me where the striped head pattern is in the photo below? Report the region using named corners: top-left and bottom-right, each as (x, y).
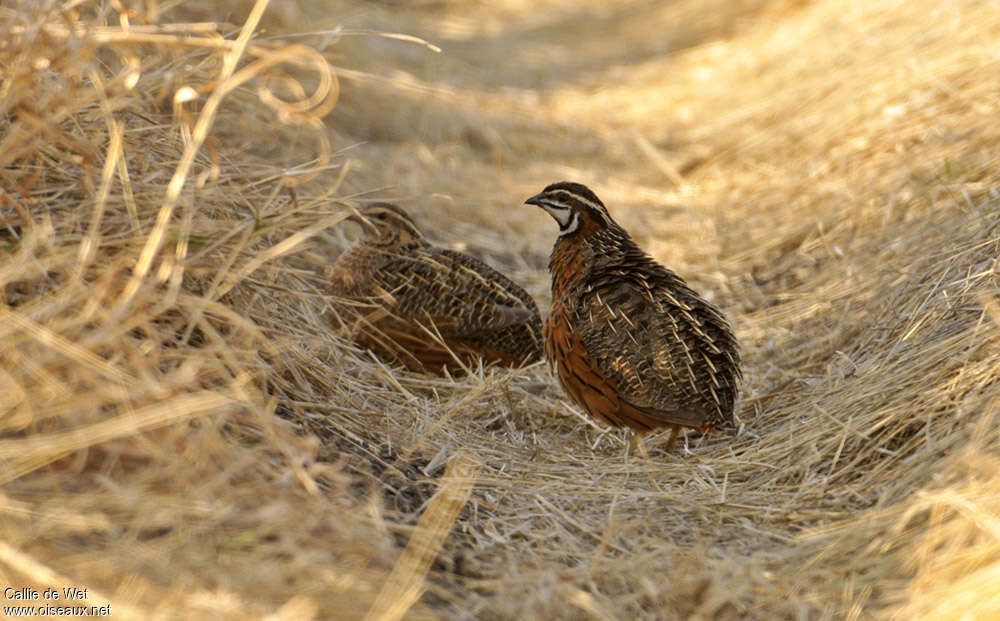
top-left (348, 202), bottom-right (424, 247)
top-left (524, 181), bottom-right (614, 238)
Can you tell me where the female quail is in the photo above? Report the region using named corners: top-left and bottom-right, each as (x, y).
top-left (526, 182), bottom-right (741, 448)
top-left (328, 202), bottom-right (543, 374)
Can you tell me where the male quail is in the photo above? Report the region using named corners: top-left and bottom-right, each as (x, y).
top-left (526, 182), bottom-right (741, 448)
top-left (328, 202), bottom-right (543, 374)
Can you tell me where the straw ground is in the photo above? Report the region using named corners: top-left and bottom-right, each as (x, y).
top-left (2, 0), bottom-right (999, 619)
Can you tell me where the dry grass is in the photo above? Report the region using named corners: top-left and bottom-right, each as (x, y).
top-left (2, 0), bottom-right (999, 618)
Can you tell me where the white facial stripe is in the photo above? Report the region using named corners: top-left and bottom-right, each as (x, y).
top-left (557, 211), bottom-right (579, 237)
top-left (541, 203), bottom-right (572, 227)
top-left (552, 190), bottom-right (603, 213)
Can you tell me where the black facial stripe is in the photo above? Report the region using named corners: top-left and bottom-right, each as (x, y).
top-left (552, 190), bottom-right (595, 208)
top-left (558, 211), bottom-right (579, 237)
top-left (540, 190), bottom-right (608, 224)
top-left (538, 200), bottom-right (571, 226)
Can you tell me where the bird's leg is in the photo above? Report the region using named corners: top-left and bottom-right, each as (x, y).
top-left (634, 434), bottom-right (664, 491)
top-left (635, 433), bottom-right (652, 461)
top-left (628, 430), bottom-right (641, 454)
top-left (622, 430), bottom-right (633, 484)
top-left (663, 425), bottom-right (681, 453)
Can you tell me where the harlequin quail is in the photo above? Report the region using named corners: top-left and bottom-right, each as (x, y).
top-left (328, 202), bottom-right (543, 374)
top-left (526, 182), bottom-right (741, 449)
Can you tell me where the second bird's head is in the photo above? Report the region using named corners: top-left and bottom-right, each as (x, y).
top-left (525, 181), bottom-right (615, 239)
top-left (347, 202), bottom-right (423, 246)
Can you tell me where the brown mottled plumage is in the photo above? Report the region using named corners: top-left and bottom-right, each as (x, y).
top-left (526, 182), bottom-right (741, 448)
top-left (328, 203), bottom-right (543, 374)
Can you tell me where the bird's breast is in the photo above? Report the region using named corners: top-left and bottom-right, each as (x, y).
top-left (549, 238), bottom-right (594, 302)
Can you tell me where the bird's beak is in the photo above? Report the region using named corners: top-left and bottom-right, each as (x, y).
top-left (524, 193), bottom-right (544, 207)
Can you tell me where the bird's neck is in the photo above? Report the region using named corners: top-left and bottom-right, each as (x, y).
top-left (549, 235), bottom-right (594, 299)
top-left (328, 242), bottom-right (375, 295)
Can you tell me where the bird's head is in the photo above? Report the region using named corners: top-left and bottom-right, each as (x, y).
top-left (347, 202), bottom-right (423, 246)
top-left (524, 181), bottom-right (614, 239)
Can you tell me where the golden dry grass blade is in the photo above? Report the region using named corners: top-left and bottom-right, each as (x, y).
top-left (0, 308), bottom-right (134, 385)
top-left (0, 391), bottom-right (236, 483)
top-left (77, 115), bottom-right (122, 274)
top-left (364, 453), bottom-right (479, 621)
top-left (121, 0), bottom-right (274, 306)
top-left (216, 211), bottom-right (350, 298)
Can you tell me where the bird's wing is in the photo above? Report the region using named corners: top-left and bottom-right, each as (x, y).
top-left (374, 247), bottom-right (541, 337)
top-left (574, 271), bottom-right (729, 427)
